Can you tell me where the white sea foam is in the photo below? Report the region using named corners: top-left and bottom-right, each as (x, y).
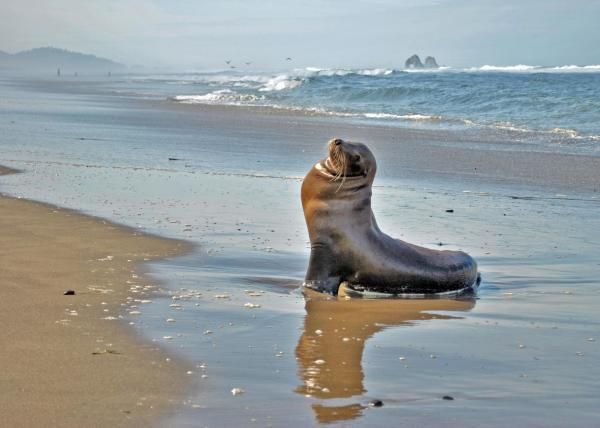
top-left (550, 128), bottom-right (579, 138)
top-left (363, 113), bottom-right (441, 121)
top-left (490, 121), bottom-right (532, 132)
top-left (258, 75), bottom-right (304, 91)
top-left (472, 64), bottom-right (539, 72)
top-left (403, 66), bottom-right (452, 73)
top-left (548, 128), bottom-right (600, 141)
top-left (549, 64), bottom-right (600, 72)
top-left (466, 64), bottom-right (600, 73)
top-left (302, 67), bottom-right (394, 77)
top-left (172, 90), bottom-right (265, 105)
top-left (357, 68), bottom-right (394, 76)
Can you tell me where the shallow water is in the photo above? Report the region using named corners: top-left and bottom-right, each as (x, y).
top-left (1, 78), bottom-right (599, 427)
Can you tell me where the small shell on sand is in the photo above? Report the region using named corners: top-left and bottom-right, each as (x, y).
top-left (214, 294), bottom-right (230, 299)
top-left (231, 388), bottom-right (245, 396)
top-left (245, 292), bottom-right (263, 297)
top-left (163, 336), bottom-right (173, 340)
top-left (166, 318), bottom-right (176, 323)
top-left (244, 303), bottom-right (261, 308)
top-left (129, 311), bottom-right (142, 315)
top-left (315, 329), bottom-right (323, 335)
top-left (314, 359), bottom-right (326, 365)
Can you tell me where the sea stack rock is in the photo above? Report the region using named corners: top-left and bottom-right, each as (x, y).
top-left (424, 56), bottom-right (439, 68)
top-left (425, 56), bottom-right (440, 68)
top-left (405, 54), bottom-right (424, 69)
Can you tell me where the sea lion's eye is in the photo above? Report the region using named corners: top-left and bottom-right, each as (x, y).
top-left (353, 155), bottom-right (361, 162)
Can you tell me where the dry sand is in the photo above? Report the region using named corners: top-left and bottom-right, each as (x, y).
top-left (0, 168), bottom-right (192, 427)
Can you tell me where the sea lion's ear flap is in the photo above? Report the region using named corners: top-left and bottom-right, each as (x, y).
top-left (330, 138), bottom-right (343, 146)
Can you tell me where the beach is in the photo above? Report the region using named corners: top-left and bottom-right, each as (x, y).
top-left (1, 74), bottom-right (599, 427)
top-left (0, 168), bottom-right (191, 427)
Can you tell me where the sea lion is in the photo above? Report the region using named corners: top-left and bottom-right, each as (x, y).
top-left (301, 138), bottom-right (480, 296)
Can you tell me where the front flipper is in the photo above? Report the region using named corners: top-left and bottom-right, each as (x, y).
top-left (304, 244), bottom-right (341, 295)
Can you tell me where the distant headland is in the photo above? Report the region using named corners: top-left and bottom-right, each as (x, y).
top-left (0, 47), bottom-right (125, 75)
top-left (405, 54), bottom-right (439, 69)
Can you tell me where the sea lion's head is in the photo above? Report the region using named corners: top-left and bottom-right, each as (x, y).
top-left (324, 138), bottom-right (377, 183)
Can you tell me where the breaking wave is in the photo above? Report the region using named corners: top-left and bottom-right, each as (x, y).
top-left (467, 64), bottom-right (600, 73)
top-left (171, 90), bottom-right (265, 104)
top-left (158, 64), bottom-right (600, 149)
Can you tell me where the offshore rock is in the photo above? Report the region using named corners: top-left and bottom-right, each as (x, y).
top-left (425, 56), bottom-right (439, 68)
top-left (405, 54), bottom-right (424, 69)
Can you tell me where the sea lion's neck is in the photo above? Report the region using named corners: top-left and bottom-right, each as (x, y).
top-left (314, 160), bottom-right (336, 178)
top-left (313, 160), bottom-right (372, 200)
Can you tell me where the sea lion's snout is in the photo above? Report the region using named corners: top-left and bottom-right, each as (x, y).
top-left (328, 138), bottom-right (344, 151)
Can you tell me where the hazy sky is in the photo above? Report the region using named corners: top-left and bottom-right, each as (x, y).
top-left (2, 0), bottom-right (599, 69)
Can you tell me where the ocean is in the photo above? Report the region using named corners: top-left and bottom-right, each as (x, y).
top-left (1, 68), bottom-right (599, 427)
top-left (103, 64), bottom-right (600, 155)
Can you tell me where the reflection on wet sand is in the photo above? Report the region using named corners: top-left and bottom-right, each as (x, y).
top-left (295, 286), bottom-right (476, 424)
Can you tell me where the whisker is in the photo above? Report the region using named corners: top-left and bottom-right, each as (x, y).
top-left (335, 151), bottom-right (347, 193)
top-left (330, 147), bottom-right (342, 182)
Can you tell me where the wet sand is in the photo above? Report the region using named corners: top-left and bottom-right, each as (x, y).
top-left (0, 170), bottom-right (192, 427)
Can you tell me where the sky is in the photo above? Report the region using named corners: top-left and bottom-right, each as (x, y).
top-left (1, 0), bottom-right (599, 70)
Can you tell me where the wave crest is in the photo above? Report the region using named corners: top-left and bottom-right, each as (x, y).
top-left (467, 64), bottom-right (600, 73)
top-left (259, 75), bottom-right (304, 91)
top-left (471, 64), bottom-right (538, 72)
top-left (171, 90), bottom-right (265, 104)
top-left (303, 67), bottom-right (394, 77)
